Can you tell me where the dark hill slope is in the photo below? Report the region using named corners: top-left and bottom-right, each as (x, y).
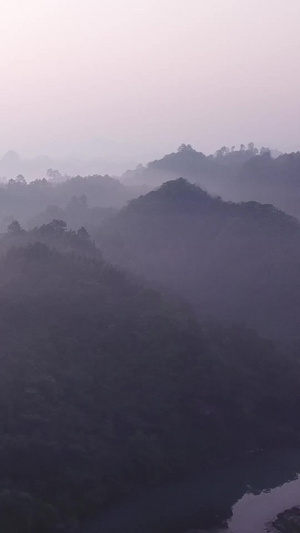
top-left (0, 227), bottom-right (300, 530)
top-left (98, 178), bottom-right (300, 338)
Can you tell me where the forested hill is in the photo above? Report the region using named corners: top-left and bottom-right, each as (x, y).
top-left (98, 178), bottom-right (300, 339)
top-left (1, 223), bottom-right (300, 531)
top-left (122, 144), bottom-right (300, 218)
top-left (0, 174), bottom-right (145, 232)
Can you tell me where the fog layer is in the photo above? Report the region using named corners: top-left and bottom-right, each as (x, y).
top-left (1, 0), bottom-right (300, 160)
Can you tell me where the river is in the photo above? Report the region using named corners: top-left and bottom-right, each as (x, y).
top-left (85, 449), bottom-right (300, 532)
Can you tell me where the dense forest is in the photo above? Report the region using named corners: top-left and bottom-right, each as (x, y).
top-left (2, 145), bottom-right (300, 531)
top-left (97, 178), bottom-right (300, 339)
top-left (1, 223), bottom-right (300, 532)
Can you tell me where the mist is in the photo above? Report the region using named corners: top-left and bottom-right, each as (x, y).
top-left (1, 0), bottom-right (300, 162)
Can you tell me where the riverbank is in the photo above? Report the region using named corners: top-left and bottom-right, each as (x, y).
top-left (268, 506), bottom-right (300, 532)
top-left (83, 450), bottom-right (300, 533)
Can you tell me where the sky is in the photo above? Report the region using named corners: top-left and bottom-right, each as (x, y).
top-left (0, 0), bottom-right (300, 168)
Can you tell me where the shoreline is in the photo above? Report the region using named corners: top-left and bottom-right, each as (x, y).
top-left (267, 506), bottom-right (300, 532)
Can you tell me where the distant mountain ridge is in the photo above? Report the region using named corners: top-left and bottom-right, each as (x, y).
top-left (0, 173), bottom-right (146, 233)
top-left (0, 150), bottom-right (136, 181)
top-left (122, 144), bottom-right (300, 218)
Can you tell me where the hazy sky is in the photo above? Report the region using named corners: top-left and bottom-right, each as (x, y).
top-left (1, 0), bottom-right (300, 163)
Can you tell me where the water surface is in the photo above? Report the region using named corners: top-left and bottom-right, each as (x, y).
top-left (86, 449), bottom-right (300, 532)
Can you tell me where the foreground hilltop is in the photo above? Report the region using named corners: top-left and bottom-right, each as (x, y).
top-left (0, 223), bottom-right (300, 530)
top-left (98, 178), bottom-right (300, 338)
